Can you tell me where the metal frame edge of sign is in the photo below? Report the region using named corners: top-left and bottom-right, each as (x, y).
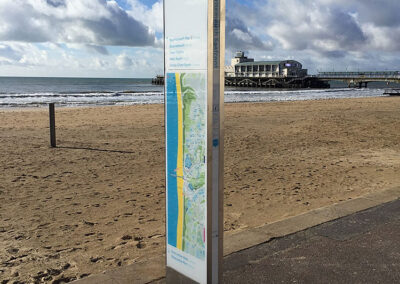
top-left (207, 1), bottom-right (225, 283)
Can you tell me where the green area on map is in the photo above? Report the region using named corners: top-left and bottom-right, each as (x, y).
top-left (181, 73), bottom-right (207, 260)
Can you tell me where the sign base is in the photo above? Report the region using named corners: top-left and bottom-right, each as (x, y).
top-left (166, 267), bottom-right (199, 284)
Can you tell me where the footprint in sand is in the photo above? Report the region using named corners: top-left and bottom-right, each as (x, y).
top-left (32, 263), bottom-right (71, 283)
top-left (90, 256), bottom-right (103, 263)
top-left (121, 235), bottom-right (132, 240)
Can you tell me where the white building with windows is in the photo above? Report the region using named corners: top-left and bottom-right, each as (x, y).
top-left (225, 51), bottom-right (307, 78)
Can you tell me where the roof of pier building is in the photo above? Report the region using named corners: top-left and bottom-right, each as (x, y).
top-left (235, 60), bottom-right (301, 66)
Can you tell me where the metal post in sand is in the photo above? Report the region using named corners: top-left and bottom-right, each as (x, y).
top-left (49, 103), bottom-right (56, 148)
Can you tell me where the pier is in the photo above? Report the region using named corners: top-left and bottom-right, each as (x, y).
top-left (152, 52), bottom-right (329, 88)
top-left (317, 71), bottom-right (400, 88)
top-left (152, 75), bottom-right (329, 88)
top-left (152, 75), bottom-right (164, 85)
top-left (152, 71), bottom-right (400, 89)
top-left (224, 76), bottom-right (329, 88)
top-left (152, 52), bottom-right (400, 89)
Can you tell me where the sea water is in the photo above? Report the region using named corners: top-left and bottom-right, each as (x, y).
top-left (0, 77), bottom-right (398, 108)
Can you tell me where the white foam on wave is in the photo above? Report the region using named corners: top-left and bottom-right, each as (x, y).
top-left (0, 92), bottom-right (165, 107)
top-left (0, 88), bottom-right (386, 108)
top-left (225, 88), bottom-right (385, 103)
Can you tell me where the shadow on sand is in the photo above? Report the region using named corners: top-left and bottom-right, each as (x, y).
top-left (56, 146), bottom-right (135, 154)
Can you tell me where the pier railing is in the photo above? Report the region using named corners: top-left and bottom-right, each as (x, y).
top-left (317, 71), bottom-right (400, 79)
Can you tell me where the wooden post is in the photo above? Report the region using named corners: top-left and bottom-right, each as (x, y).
top-left (49, 103), bottom-right (56, 148)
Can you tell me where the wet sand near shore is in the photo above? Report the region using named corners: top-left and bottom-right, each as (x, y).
top-left (1, 97), bottom-right (400, 282)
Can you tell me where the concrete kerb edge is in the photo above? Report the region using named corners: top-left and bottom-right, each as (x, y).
top-left (224, 186), bottom-right (400, 256)
top-left (74, 186), bottom-right (400, 284)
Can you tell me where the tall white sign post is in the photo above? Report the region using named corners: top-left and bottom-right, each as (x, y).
top-left (164, 0), bottom-right (225, 283)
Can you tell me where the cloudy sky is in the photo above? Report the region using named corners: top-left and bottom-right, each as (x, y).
top-left (0, 0), bottom-right (399, 77)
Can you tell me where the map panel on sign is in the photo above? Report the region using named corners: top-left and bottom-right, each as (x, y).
top-left (166, 72), bottom-right (207, 261)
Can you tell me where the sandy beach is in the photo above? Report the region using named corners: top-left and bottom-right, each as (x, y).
top-left (1, 97), bottom-right (400, 282)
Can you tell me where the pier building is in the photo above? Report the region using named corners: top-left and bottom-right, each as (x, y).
top-left (225, 51), bottom-right (307, 78)
top-left (153, 52), bottom-right (329, 88)
top-left (224, 51), bottom-right (328, 88)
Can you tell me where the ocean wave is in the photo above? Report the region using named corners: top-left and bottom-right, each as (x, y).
top-left (0, 88), bottom-right (387, 108)
top-left (0, 91), bottom-right (163, 99)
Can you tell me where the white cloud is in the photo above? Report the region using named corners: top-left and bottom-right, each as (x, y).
top-left (362, 24), bottom-right (400, 52)
top-left (85, 44), bottom-right (109, 55)
top-left (1, 0), bottom-right (400, 77)
top-left (240, 0), bottom-right (400, 56)
top-left (0, 0), bottom-right (157, 47)
top-left (0, 44), bottom-right (23, 62)
top-left (226, 16), bottom-right (274, 52)
top-left (263, 0), bottom-right (367, 57)
top-left (93, 57), bottom-right (109, 69)
top-left (231, 29), bottom-right (252, 42)
top-left (66, 43), bottom-right (109, 55)
top-left (127, 0), bottom-right (163, 34)
top-left (0, 42), bottom-right (48, 67)
top-left (116, 53), bottom-right (134, 70)
top-left (223, 0), bottom-right (400, 73)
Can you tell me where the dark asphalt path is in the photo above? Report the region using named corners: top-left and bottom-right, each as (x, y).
top-left (223, 199), bottom-right (400, 284)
